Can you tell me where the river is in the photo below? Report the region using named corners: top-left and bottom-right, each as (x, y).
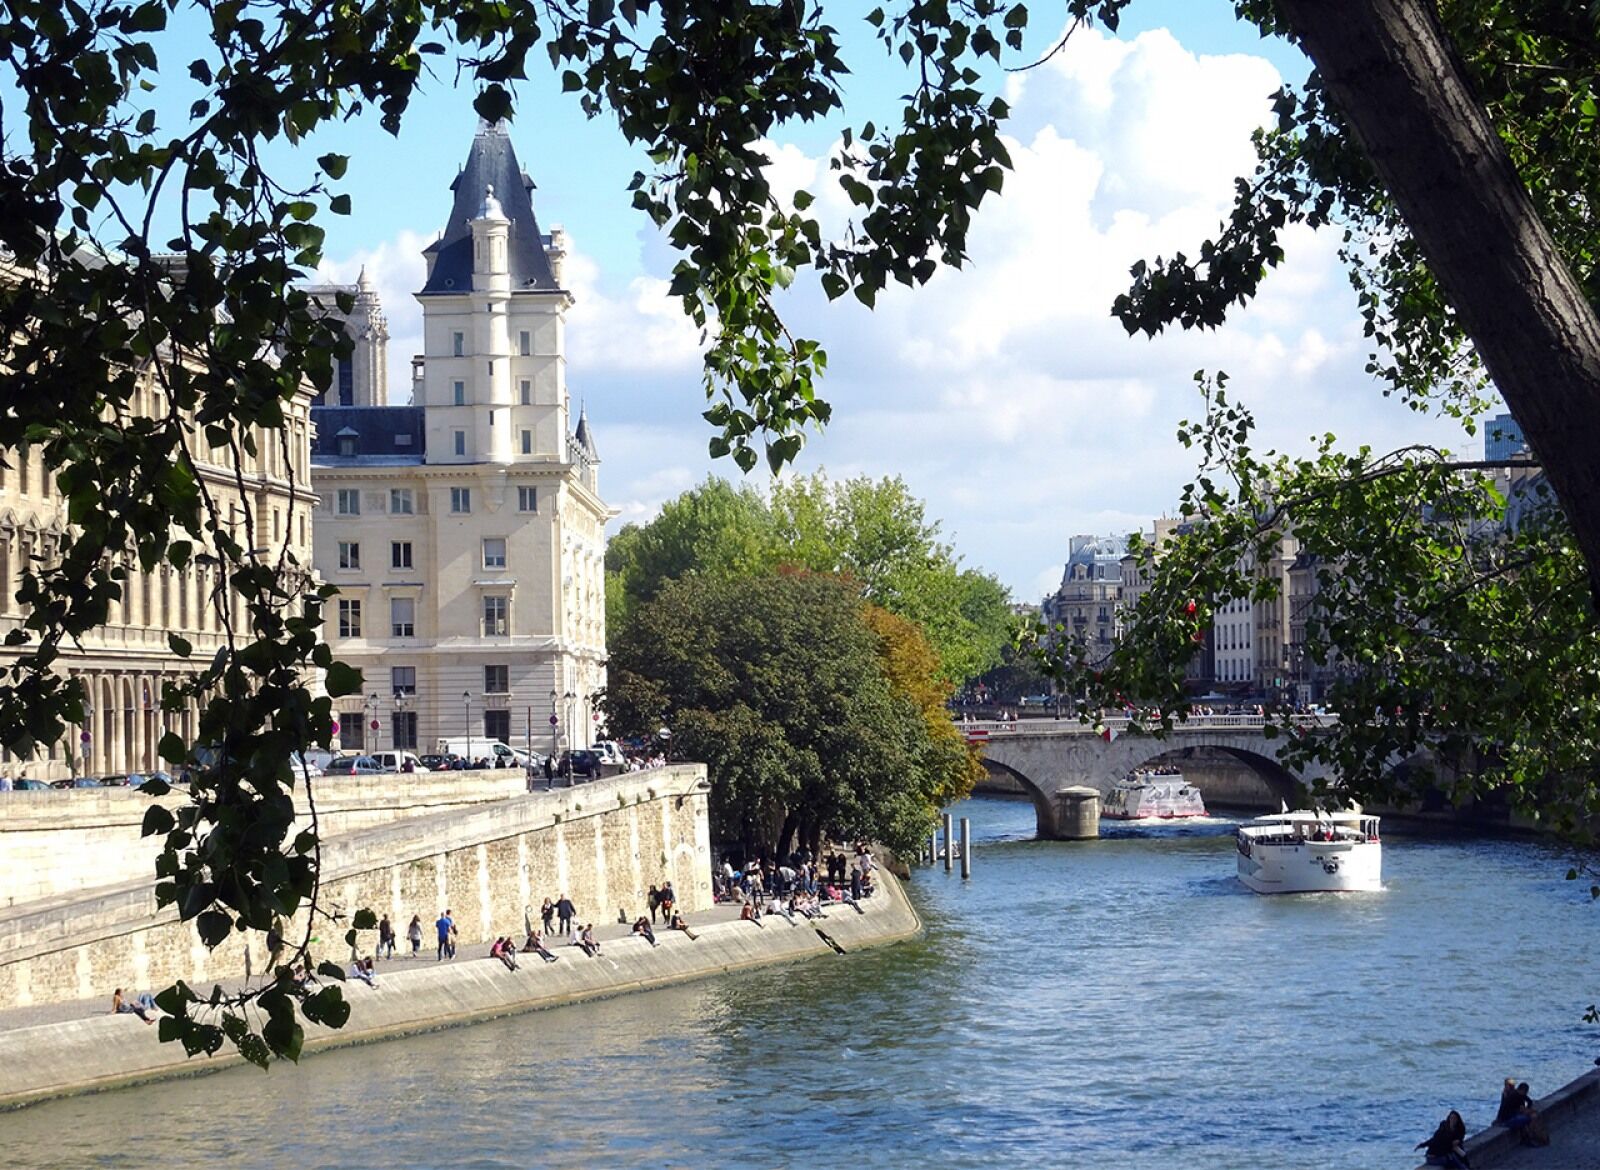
top-left (6, 796), bottom-right (1598, 1168)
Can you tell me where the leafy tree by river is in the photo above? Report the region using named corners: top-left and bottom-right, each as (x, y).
top-left (602, 571), bottom-right (978, 858)
top-left (607, 474), bottom-right (1013, 684)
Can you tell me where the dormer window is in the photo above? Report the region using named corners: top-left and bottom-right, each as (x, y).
top-left (335, 427), bottom-right (359, 457)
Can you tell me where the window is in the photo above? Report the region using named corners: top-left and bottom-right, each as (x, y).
top-left (337, 599), bottom-right (362, 638)
top-left (517, 486), bottom-right (537, 513)
top-left (337, 433), bottom-right (357, 457)
top-left (519, 379), bottom-right (531, 405)
top-left (483, 537), bottom-right (507, 569)
top-left (518, 330), bottom-right (531, 356)
top-left (484, 710), bottom-right (511, 743)
top-left (337, 541), bottom-right (360, 570)
top-left (484, 664), bottom-right (509, 694)
top-left (342, 717), bottom-right (365, 751)
top-left (394, 711), bottom-right (419, 750)
top-left (391, 666), bottom-right (416, 695)
top-left (390, 597), bottom-right (415, 638)
top-left (520, 430), bottom-right (532, 455)
top-left (483, 595), bottom-right (508, 636)
top-left (391, 541), bottom-right (413, 570)
top-left (450, 487), bottom-right (471, 514)
top-left (452, 331), bottom-right (464, 357)
top-left (390, 488), bottom-right (414, 515)
top-left (452, 380), bottom-right (465, 406)
top-left (335, 489), bottom-right (360, 516)
top-left (453, 431), bottom-right (466, 456)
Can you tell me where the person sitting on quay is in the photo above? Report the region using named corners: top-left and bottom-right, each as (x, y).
top-left (576, 924), bottom-right (601, 957)
top-left (1415, 1109), bottom-right (1470, 1169)
top-left (1495, 1078), bottom-right (1524, 1125)
top-left (111, 988), bottom-right (158, 1024)
top-left (632, 916), bottom-right (658, 947)
top-left (521, 929), bottom-right (559, 963)
top-left (740, 900), bottom-right (764, 927)
top-left (1499, 1081), bottom-right (1549, 1146)
top-left (489, 937), bottom-right (519, 972)
top-left (668, 911), bottom-right (698, 941)
top-left (349, 957), bottom-right (379, 987)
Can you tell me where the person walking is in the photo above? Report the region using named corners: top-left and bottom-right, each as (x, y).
top-left (659, 881), bottom-right (675, 922)
top-left (435, 908), bottom-right (456, 961)
top-left (555, 894), bottom-right (575, 938)
top-left (540, 897), bottom-right (555, 934)
top-left (378, 914), bottom-right (397, 960)
top-left (407, 914), bottom-right (423, 957)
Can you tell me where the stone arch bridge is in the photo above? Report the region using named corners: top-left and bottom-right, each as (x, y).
top-left (967, 716), bottom-right (1334, 839)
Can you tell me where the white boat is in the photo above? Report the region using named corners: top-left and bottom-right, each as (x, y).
top-left (1101, 771), bottom-right (1207, 819)
top-left (1235, 809), bottom-right (1382, 894)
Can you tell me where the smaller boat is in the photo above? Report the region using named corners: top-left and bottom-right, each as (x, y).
top-left (1236, 809), bottom-right (1382, 894)
top-left (1101, 771), bottom-right (1207, 819)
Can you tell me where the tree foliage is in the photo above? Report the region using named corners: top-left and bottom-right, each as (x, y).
top-left (602, 571), bottom-right (975, 857)
top-left (606, 473), bottom-right (1012, 681)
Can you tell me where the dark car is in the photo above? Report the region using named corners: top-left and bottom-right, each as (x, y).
top-left (13, 778), bottom-right (51, 791)
top-left (559, 749), bottom-right (604, 779)
top-left (418, 754), bottom-right (464, 772)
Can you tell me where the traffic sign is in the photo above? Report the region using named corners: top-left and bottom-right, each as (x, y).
top-left (548, 714), bottom-right (559, 726)
top-left (370, 719), bottom-right (380, 731)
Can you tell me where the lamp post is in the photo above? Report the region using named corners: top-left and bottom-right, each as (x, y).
top-left (462, 690), bottom-right (472, 766)
top-left (366, 692), bottom-right (380, 755)
top-left (658, 725), bottom-right (672, 764)
top-left (393, 688), bottom-right (413, 751)
top-left (562, 690), bottom-right (576, 783)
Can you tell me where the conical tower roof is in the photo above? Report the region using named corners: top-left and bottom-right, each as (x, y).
top-left (420, 123), bottom-right (559, 295)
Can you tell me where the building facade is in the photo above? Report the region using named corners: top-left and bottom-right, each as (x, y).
top-left (310, 124), bottom-right (611, 761)
top-left (1042, 534), bottom-right (1128, 663)
top-left (0, 367), bottom-right (315, 780)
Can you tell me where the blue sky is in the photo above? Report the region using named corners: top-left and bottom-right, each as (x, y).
top-left (8, 3), bottom-right (1478, 601)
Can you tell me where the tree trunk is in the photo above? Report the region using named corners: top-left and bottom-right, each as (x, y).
top-left (1276, 0), bottom-right (1600, 602)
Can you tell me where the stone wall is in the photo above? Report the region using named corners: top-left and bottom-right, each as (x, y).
top-left (0, 766), bottom-right (711, 1012)
top-left (0, 769), bottom-right (533, 907)
top-left (0, 868), bottom-right (921, 1110)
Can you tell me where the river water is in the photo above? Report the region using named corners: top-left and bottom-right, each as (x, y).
top-left (6, 796), bottom-right (1598, 1168)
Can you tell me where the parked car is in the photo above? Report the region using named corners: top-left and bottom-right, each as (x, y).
top-left (367, 749), bottom-right (427, 773)
top-left (99, 774), bottom-right (136, 787)
top-left (13, 778), bottom-right (51, 791)
top-left (326, 755), bottom-right (384, 775)
top-left (418, 753), bottom-right (460, 772)
top-left (52, 776), bottom-right (102, 788)
top-left (558, 749), bottom-right (604, 779)
top-left (593, 740), bottom-right (625, 766)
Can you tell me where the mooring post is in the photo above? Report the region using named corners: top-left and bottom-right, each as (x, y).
top-left (928, 831), bottom-right (938, 866)
top-left (960, 817), bottom-right (972, 879)
top-left (942, 812), bottom-right (954, 872)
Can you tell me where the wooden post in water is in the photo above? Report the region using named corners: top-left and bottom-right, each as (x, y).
top-left (928, 831), bottom-right (938, 866)
top-left (942, 812), bottom-right (954, 872)
top-left (960, 817), bottom-right (972, 879)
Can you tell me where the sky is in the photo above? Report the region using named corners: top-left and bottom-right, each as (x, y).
top-left (67, 2), bottom-right (1488, 602)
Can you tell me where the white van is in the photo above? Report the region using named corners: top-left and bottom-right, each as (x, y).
top-left (369, 750), bottom-right (427, 774)
top-left (435, 739), bottom-right (528, 768)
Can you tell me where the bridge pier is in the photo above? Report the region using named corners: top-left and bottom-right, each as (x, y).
top-left (1052, 786), bottom-right (1101, 840)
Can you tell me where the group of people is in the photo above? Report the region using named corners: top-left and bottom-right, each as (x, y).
top-left (715, 845), bottom-right (876, 912)
top-left (1416, 1077), bottom-right (1550, 1167)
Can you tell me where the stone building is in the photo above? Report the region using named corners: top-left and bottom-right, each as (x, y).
top-left (1042, 534), bottom-right (1128, 663)
top-left (310, 123), bottom-right (612, 761)
top-left (0, 340), bottom-right (316, 780)
top-left (305, 268), bottom-right (390, 408)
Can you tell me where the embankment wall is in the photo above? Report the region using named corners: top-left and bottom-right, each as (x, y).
top-left (0, 770), bottom-right (534, 907)
top-left (0, 869), bottom-right (921, 1110)
top-left (0, 767), bottom-right (711, 1012)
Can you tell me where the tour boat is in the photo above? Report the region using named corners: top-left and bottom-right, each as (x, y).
top-left (1100, 771), bottom-right (1208, 819)
top-left (1235, 809), bottom-right (1382, 894)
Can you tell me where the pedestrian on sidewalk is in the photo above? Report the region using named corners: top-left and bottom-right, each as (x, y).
top-left (378, 914), bottom-right (397, 960)
top-left (436, 909), bottom-right (456, 960)
top-left (556, 894), bottom-right (575, 938)
top-left (540, 897), bottom-right (555, 935)
top-left (407, 914), bottom-right (423, 957)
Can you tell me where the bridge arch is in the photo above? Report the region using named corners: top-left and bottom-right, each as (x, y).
top-left (976, 756), bottom-right (1064, 838)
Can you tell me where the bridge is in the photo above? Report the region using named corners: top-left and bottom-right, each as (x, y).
top-left (964, 715), bottom-right (1335, 839)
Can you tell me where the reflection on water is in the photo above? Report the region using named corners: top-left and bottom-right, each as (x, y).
top-left (6, 796), bottom-right (1597, 1169)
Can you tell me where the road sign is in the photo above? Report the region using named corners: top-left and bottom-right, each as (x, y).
top-left (79, 731), bottom-right (91, 743)
top-left (548, 714), bottom-right (559, 726)
top-left (370, 719), bottom-right (380, 731)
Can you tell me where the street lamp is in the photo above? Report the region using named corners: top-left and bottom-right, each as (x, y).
top-left (366, 692), bottom-right (380, 754)
top-left (462, 690), bottom-right (472, 765)
top-left (393, 688), bottom-right (413, 751)
top-left (658, 725), bottom-right (672, 763)
top-left (562, 691), bottom-right (576, 783)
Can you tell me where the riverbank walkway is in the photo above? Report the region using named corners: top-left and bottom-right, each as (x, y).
top-left (1419, 1068), bottom-right (1600, 1170)
top-left (0, 894), bottom-right (841, 1033)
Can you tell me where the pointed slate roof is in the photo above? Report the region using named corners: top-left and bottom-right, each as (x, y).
top-left (420, 123), bottom-right (559, 295)
top-left (574, 402), bottom-right (599, 461)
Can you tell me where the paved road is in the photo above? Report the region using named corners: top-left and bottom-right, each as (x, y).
top-left (1484, 1098), bottom-right (1600, 1170)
